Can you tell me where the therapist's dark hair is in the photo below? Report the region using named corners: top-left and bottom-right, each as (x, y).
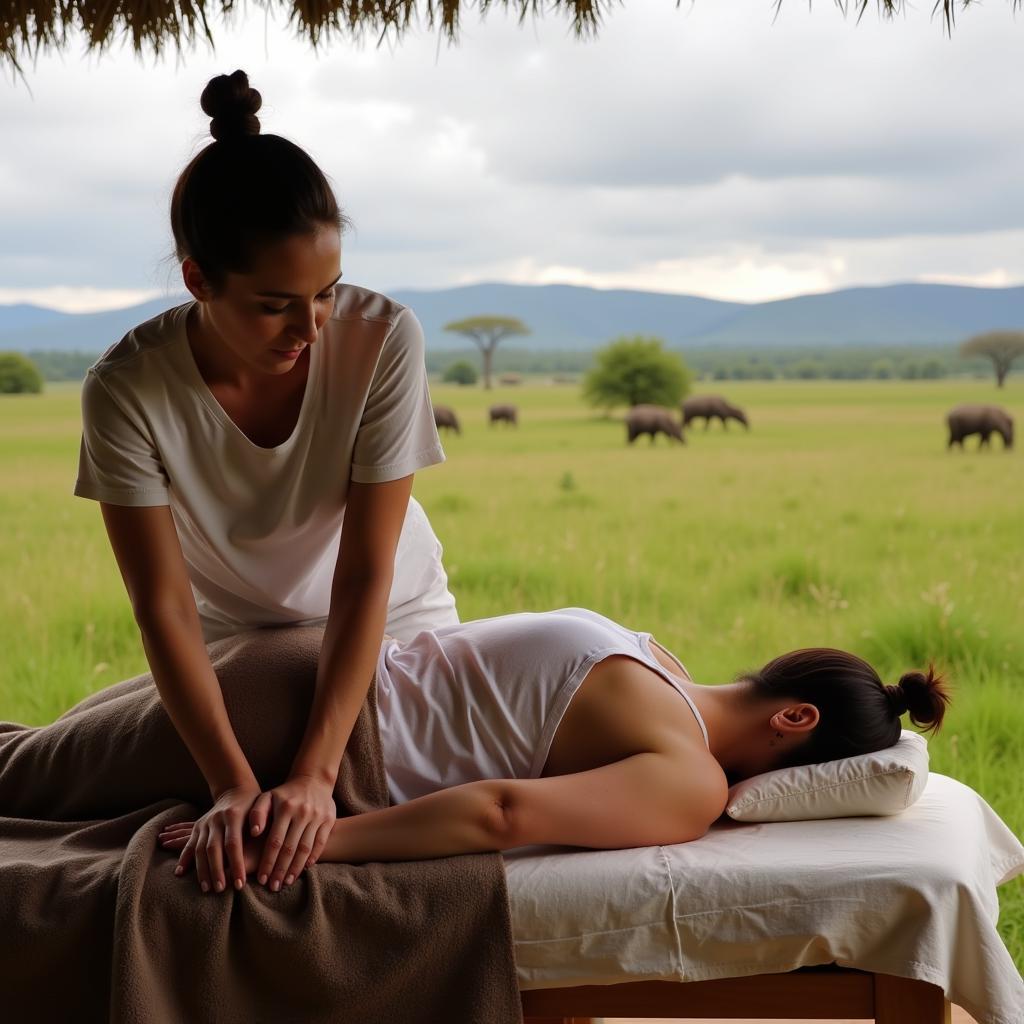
top-left (744, 648), bottom-right (951, 769)
top-left (170, 70), bottom-right (350, 292)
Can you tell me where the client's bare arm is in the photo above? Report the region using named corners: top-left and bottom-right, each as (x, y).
top-left (160, 745), bottom-right (727, 883)
top-left (328, 747), bottom-right (726, 860)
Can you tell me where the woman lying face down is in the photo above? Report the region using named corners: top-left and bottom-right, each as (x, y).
top-left (159, 608), bottom-right (950, 894)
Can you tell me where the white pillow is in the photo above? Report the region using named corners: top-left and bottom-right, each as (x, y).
top-left (725, 730), bottom-right (930, 822)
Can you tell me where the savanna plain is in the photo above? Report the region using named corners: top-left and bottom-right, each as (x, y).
top-left (1, 376), bottom-right (1021, 968)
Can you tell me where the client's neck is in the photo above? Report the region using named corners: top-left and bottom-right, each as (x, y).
top-left (676, 680), bottom-right (783, 782)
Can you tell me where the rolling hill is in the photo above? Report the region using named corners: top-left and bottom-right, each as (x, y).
top-left (2, 281), bottom-right (1023, 353)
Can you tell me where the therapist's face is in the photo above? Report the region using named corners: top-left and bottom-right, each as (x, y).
top-left (183, 224), bottom-right (342, 376)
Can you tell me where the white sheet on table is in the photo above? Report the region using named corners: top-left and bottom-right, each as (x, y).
top-left (504, 773), bottom-right (1024, 1024)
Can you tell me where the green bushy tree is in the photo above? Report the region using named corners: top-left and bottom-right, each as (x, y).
top-left (0, 352), bottom-right (44, 394)
top-left (442, 359), bottom-right (478, 385)
top-left (582, 336), bottom-right (691, 411)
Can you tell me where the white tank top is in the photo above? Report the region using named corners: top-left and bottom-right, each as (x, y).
top-left (375, 607), bottom-right (709, 804)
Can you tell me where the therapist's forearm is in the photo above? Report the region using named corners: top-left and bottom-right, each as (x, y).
top-left (136, 603), bottom-right (258, 799)
top-left (289, 571), bottom-right (393, 785)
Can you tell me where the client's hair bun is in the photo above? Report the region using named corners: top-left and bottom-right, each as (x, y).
top-left (201, 70), bottom-right (262, 142)
top-left (886, 666), bottom-right (951, 734)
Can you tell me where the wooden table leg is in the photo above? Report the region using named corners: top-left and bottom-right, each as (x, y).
top-left (874, 973), bottom-right (952, 1024)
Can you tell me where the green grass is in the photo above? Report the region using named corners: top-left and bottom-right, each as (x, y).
top-left (1, 376), bottom-right (1022, 966)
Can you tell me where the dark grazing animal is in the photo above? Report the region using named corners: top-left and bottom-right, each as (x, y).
top-left (433, 404), bottom-right (461, 435)
top-left (488, 404), bottom-right (518, 426)
top-left (626, 405), bottom-right (685, 445)
top-left (946, 403), bottom-right (1014, 450)
top-left (681, 394), bottom-right (750, 430)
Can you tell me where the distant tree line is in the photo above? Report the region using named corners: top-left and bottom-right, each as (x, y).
top-left (9, 342), bottom-right (1008, 385)
top-left (681, 344), bottom-right (996, 381)
top-left (427, 344), bottom-right (997, 381)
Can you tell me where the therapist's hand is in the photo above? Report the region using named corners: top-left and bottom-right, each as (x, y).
top-left (173, 781), bottom-right (261, 894)
top-left (250, 774), bottom-right (337, 891)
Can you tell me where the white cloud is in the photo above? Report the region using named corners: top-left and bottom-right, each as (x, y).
top-left (2, 0), bottom-right (1023, 311)
top-left (445, 229), bottom-right (1024, 303)
top-left (919, 269), bottom-right (1017, 288)
top-left (495, 252), bottom-right (844, 303)
top-left (0, 286), bottom-right (164, 313)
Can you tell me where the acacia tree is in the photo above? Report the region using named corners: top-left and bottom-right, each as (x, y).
top-left (443, 316), bottom-right (530, 390)
top-left (582, 336), bottom-right (691, 411)
top-left (960, 330), bottom-right (1024, 388)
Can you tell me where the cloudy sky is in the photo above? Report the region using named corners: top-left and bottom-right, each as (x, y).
top-left (2, 0), bottom-right (1023, 312)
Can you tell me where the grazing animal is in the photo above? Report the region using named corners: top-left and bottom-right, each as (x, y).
top-left (626, 405), bottom-right (685, 445)
top-left (681, 394), bottom-right (750, 431)
top-left (946, 403), bottom-right (1014, 450)
top-left (433, 404), bottom-right (461, 435)
top-left (488, 404), bottom-right (518, 426)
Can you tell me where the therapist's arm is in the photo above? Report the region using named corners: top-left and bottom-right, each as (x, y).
top-left (249, 474), bottom-right (414, 890)
top-left (99, 502), bottom-right (262, 895)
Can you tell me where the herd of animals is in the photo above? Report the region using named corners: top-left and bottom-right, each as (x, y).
top-left (432, 403), bottom-right (516, 433)
top-left (432, 394), bottom-right (1015, 450)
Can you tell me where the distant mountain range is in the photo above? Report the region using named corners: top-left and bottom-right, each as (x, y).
top-left (2, 281), bottom-right (1023, 353)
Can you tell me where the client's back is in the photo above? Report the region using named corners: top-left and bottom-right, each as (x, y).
top-left (376, 608), bottom-right (698, 803)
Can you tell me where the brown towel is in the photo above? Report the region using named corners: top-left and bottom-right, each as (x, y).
top-left (0, 625), bottom-right (522, 1023)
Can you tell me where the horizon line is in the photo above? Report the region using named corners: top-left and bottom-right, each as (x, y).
top-left (3, 275), bottom-right (1024, 316)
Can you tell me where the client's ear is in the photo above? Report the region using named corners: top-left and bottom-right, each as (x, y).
top-left (773, 703), bottom-right (820, 735)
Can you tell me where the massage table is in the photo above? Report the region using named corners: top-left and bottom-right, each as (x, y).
top-left (504, 774), bottom-right (1024, 1024)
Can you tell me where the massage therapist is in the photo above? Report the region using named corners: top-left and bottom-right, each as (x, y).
top-left (73, 70), bottom-right (457, 898)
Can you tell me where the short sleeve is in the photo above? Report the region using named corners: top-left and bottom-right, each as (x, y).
top-left (350, 308), bottom-right (446, 484)
top-left (73, 370), bottom-right (171, 506)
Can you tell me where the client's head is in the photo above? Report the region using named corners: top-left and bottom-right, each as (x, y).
top-left (737, 647), bottom-right (951, 776)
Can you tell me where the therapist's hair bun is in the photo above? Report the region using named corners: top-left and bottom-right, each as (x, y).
top-left (201, 70), bottom-right (262, 142)
top-left (171, 69), bottom-right (347, 293)
top-left (887, 667), bottom-right (951, 733)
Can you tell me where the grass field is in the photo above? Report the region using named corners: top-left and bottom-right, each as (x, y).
top-left (1, 376), bottom-right (1022, 966)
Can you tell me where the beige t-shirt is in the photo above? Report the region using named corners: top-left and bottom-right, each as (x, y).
top-left (74, 284), bottom-right (447, 641)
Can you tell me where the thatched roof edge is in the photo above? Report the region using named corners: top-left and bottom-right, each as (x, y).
top-left (2, 0), bottom-right (1021, 76)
